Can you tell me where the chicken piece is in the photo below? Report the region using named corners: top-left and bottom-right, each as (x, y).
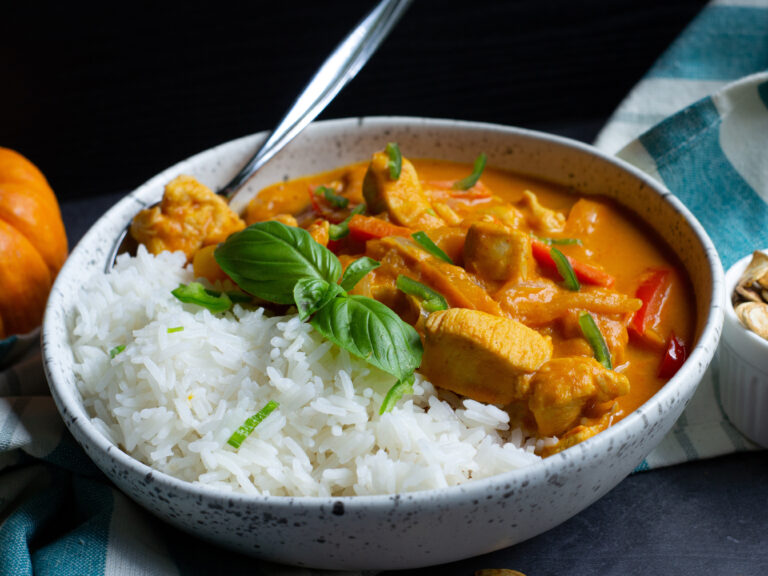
top-left (460, 204), bottom-right (526, 231)
top-left (367, 236), bottom-right (503, 315)
top-left (464, 221), bottom-right (532, 283)
top-left (192, 244), bottom-right (228, 283)
top-left (131, 175), bottom-right (245, 259)
top-left (362, 151), bottom-right (445, 230)
top-left (246, 182), bottom-right (312, 224)
top-left (518, 190), bottom-right (565, 233)
top-left (306, 218), bottom-right (330, 247)
top-left (527, 357), bottom-right (629, 437)
top-left (421, 308), bottom-right (553, 405)
top-left (272, 213), bottom-right (299, 227)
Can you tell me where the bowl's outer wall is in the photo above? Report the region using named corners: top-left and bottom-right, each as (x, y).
top-left (43, 117), bottom-right (723, 570)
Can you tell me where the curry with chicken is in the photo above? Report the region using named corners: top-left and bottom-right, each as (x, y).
top-left (130, 146), bottom-right (695, 455)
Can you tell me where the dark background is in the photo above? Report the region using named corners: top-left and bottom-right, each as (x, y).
top-left (2, 0), bottom-right (708, 200)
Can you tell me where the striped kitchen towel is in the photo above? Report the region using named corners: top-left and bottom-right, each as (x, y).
top-left (595, 0), bottom-right (768, 469)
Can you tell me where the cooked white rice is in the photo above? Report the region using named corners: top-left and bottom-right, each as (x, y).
top-left (70, 245), bottom-right (548, 496)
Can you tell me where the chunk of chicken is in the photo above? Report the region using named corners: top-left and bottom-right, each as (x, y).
top-left (518, 190), bottom-right (565, 233)
top-left (421, 308), bottom-right (553, 405)
top-left (131, 175), bottom-right (245, 259)
top-left (362, 151), bottom-right (445, 229)
top-left (527, 357), bottom-right (629, 437)
top-left (306, 218), bottom-right (330, 247)
top-left (464, 221), bottom-right (532, 283)
top-left (246, 182), bottom-right (312, 225)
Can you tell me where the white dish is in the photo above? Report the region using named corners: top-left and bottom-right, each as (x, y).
top-left (42, 117), bottom-right (724, 570)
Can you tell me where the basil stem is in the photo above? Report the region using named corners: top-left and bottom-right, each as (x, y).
top-left (172, 282), bottom-right (233, 313)
top-left (329, 204), bottom-right (366, 241)
top-left (380, 374), bottom-right (415, 414)
top-left (340, 257), bottom-right (381, 292)
top-left (452, 152), bottom-right (487, 190)
top-left (227, 400), bottom-right (280, 449)
top-left (386, 142), bottom-right (402, 181)
top-left (215, 222), bottom-right (342, 305)
top-left (411, 231), bottom-right (453, 264)
top-left (109, 345), bottom-right (126, 359)
top-left (396, 275), bottom-right (448, 313)
top-left (550, 247), bottom-right (580, 291)
top-left (316, 185), bottom-right (349, 209)
top-left (578, 312), bottom-right (613, 370)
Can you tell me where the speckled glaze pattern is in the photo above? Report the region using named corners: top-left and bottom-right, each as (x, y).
top-left (42, 117), bottom-right (725, 570)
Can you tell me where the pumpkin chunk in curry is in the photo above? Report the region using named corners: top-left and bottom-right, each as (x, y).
top-left (131, 148), bottom-right (696, 456)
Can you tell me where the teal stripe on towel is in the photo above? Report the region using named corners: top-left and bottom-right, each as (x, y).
top-left (639, 97), bottom-right (768, 268)
top-left (647, 6), bottom-right (768, 81)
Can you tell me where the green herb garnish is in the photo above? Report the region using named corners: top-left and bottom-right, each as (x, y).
top-left (534, 235), bottom-right (583, 246)
top-left (167, 326), bottom-right (184, 334)
top-left (329, 204), bottom-right (365, 241)
top-left (227, 400), bottom-right (280, 449)
top-left (411, 231), bottom-right (453, 264)
top-left (550, 247), bottom-right (581, 291)
top-left (396, 275), bottom-right (448, 313)
top-left (172, 281), bottom-right (233, 313)
top-left (339, 257), bottom-right (381, 291)
top-left (215, 222), bottom-right (423, 413)
top-left (578, 311), bottom-right (612, 370)
top-left (316, 185), bottom-right (349, 209)
top-left (386, 142), bottom-right (402, 180)
top-left (379, 374), bottom-right (415, 415)
top-left (109, 345), bottom-right (126, 359)
top-left (452, 152), bottom-right (487, 191)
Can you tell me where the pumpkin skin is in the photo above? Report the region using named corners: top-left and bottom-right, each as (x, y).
top-left (0, 148), bottom-right (68, 338)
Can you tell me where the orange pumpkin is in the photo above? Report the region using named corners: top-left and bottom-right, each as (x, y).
top-left (0, 148), bottom-right (68, 338)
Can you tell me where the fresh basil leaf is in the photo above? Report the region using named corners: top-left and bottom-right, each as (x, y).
top-left (411, 231), bottom-right (453, 264)
top-left (386, 142), bottom-right (402, 181)
top-left (452, 152), bottom-right (487, 191)
top-left (379, 374), bottom-right (415, 414)
top-left (293, 277), bottom-right (345, 321)
top-left (215, 221), bottom-right (342, 305)
top-left (340, 257), bottom-right (381, 292)
top-left (310, 295), bottom-right (422, 382)
top-left (172, 282), bottom-right (233, 313)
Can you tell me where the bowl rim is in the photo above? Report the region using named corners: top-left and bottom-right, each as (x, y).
top-left (43, 115), bottom-right (725, 509)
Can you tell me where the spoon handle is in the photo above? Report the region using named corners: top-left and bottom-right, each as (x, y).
top-left (224, 0), bottom-right (413, 215)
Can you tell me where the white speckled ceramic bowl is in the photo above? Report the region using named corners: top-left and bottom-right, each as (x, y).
top-left (43, 117), bottom-right (724, 570)
top-left (719, 251), bottom-right (768, 448)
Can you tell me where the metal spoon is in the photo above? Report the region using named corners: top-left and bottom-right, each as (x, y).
top-left (107, 0), bottom-right (412, 271)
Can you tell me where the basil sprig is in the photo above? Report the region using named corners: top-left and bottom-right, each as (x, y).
top-left (452, 152), bottom-right (487, 190)
top-left (215, 222), bottom-right (423, 412)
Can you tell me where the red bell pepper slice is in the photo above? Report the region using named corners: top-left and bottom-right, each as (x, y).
top-left (658, 332), bottom-right (687, 378)
top-left (531, 241), bottom-right (615, 287)
top-left (347, 214), bottom-right (413, 242)
top-left (629, 269), bottom-right (672, 345)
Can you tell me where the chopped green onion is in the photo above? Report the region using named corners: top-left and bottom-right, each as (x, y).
top-left (550, 247), bottom-right (580, 291)
top-left (316, 185), bottom-right (349, 209)
top-left (172, 282), bottom-right (233, 313)
top-left (452, 152), bottom-right (487, 190)
top-left (534, 235), bottom-right (583, 246)
top-left (386, 142), bottom-right (402, 181)
top-left (167, 326), bottom-right (184, 334)
top-left (329, 204), bottom-right (366, 240)
top-left (411, 231), bottom-right (453, 264)
top-left (227, 400), bottom-right (280, 449)
top-left (579, 312), bottom-right (612, 370)
top-left (396, 275), bottom-right (448, 313)
top-left (109, 345), bottom-right (126, 359)
top-left (380, 374), bottom-right (415, 414)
